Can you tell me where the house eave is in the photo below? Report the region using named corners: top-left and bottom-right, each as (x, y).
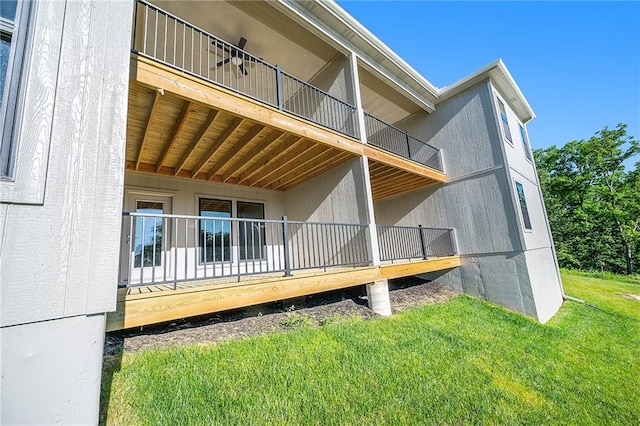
top-left (272, 0), bottom-right (439, 113)
top-left (438, 59), bottom-right (536, 123)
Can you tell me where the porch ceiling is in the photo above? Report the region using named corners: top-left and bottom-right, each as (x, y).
top-left (368, 160), bottom-right (440, 201)
top-left (127, 56), bottom-right (446, 198)
top-left (126, 82), bottom-right (357, 191)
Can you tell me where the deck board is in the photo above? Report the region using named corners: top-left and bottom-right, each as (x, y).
top-left (106, 256), bottom-right (461, 331)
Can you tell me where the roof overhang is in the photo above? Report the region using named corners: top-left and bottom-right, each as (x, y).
top-left (273, 1), bottom-right (535, 123)
top-left (438, 59), bottom-right (536, 123)
top-left (272, 0), bottom-right (439, 113)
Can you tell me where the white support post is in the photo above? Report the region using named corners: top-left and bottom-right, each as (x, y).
top-left (347, 52), bottom-right (381, 267)
top-left (366, 279), bottom-right (392, 316)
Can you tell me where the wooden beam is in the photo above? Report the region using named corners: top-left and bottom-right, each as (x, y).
top-left (106, 267), bottom-right (381, 331)
top-left (156, 101), bottom-right (192, 172)
top-left (379, 256), bottom-right (461, 279)
top-left (191, 117), bottom-right (244, 177)
top-left (372, 173), bottom-right (426, 190)
top-left (373, 181), bottom-right (439, 201)
top-left (260, 145), bottom-right (332, 188)
top-left (174, 108), bottom-right (219, 175)
top-left (135, 90), bottom-right (162, 170)
top-left (221, 130), bottom-right (286, 183)
top-left (364, 145), bottom-right (446, 182)
top-left (369, 167), bottom-right (408, 183)
top-left (267, 147), bottom-right (343, 190)
top-left (206, 123), bottom-right (265, 180)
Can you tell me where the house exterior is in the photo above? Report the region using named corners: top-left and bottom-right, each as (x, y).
top-left (0, 0), bottom-right (564, 423)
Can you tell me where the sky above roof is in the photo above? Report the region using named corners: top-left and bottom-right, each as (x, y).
top-left (337, 0), bottom-right (640, 169)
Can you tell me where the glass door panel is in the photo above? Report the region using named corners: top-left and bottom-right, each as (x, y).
top-left (238, 201), bottom-right (265, 261)
top-left (199, 198), bottom-right (232, 263)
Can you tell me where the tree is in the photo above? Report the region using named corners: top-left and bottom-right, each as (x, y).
top-left (534, 123), bottom-right (639, 274)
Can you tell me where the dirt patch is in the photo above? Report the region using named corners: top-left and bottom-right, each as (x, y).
top-left (104, 277), bottom-right (458, 356)
top-left (623, 294), bottom-right (640, 302)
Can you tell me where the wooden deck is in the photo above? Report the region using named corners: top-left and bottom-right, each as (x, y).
top-left (127, 55), bottom-right (446, 200)
top-left (106, 256), bottom-right (461, 331)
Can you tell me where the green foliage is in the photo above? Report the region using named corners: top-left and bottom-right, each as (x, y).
top-left (279, 313), bottom-right (313, 329)
top-left (534, 123), bottom-right (639, 274)
top-left (102, 271), bottom-right (640, 425)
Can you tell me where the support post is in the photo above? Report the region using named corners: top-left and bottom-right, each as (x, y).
top-left (418, 225), bottom-right (427, 260)
top-left (347, 52), bottom-right (381, 267)
top-left (282, 216), bottom-right (291, 276)
top-left (366, 279), bottom-right (392, 316)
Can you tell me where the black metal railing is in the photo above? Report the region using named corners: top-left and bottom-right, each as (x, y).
top-left (131, 0), bottom-right (358, 138)
top-left (119, 212), bottom-right (371, 288)
top-left (364, 113), bottom-right (442, 171)
top-left (377, 225), bottom-right (456, 263)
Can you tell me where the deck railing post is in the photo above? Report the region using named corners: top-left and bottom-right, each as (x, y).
top-left (132, 1), bottom-right (138, 51)
top-left (282, 216), bottom-right (291, 276)
top-left (276, 65), bottom-right (284, 111)
top-left (405, 132), bottom-right (412, 160)
top-left (418, 224), bottom-right (427, 260)
top-left (449, 228), bottom-right (458, 256)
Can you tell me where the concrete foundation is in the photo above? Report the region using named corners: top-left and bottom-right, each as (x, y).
top-left (367, 279), bottom-right (392, 316)
top-left (1, 314), bottom-right (106, 425)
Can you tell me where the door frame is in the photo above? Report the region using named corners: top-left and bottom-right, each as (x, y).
top-left (121, 188), bottom-right (175, 286)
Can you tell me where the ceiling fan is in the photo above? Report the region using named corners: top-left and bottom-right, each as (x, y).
top-left (214, 36), bottom-right (254, 76)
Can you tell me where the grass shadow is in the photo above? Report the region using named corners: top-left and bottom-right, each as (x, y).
top-left (99, 334), bottom-right (124, 426)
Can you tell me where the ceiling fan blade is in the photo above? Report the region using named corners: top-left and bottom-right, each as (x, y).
top-left (216, 58), bottom-right (231, 67)
top-left (211, 41), bottom-right (233, 53)
top-left (239, 63), bottom-right (248, 76)
top-left (237, 37), bottom-right (247, 50)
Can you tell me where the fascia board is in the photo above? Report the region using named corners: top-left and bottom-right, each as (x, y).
top-left (439, 59), bottom-right (536, 123)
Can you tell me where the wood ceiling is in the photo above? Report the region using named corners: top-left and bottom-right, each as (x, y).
top-left (127, 82), bottom-right (356, 191)
top-left (126, 77), bottom-right (444, 200)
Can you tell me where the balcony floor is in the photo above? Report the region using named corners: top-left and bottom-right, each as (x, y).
top-left (127, 55), bottom-right (445, 199)
top-left (106, 256), bottom-right (461, 331)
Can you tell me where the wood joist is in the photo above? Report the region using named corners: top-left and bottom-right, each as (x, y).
top-left (127, 55), bottom-right (446, 196)
top-left (368, 160), bottom-right (441, 201)
top-left (126, 82), bottom-right (356, 191)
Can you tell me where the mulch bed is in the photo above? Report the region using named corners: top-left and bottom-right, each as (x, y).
top-left (104, 277), bottom-right (458, 356)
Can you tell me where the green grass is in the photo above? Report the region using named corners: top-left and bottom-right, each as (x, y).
top-left (101, 271), bottom-right (640, 425)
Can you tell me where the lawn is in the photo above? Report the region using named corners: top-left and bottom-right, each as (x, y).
top-left (101, 271), bottom-right (639, 425)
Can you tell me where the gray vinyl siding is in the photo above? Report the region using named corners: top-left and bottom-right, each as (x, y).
top-left (375, 80), bottom-right (544, 319)
top-left (283, 157), bottom-right (369, 224)
top-left (377, 80), bottom-right (521, 254)
top-left (396, 80), bottom-right (504, 180)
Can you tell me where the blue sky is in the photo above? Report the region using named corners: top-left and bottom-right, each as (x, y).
top-left (337, 1), bottom-right (640, 169)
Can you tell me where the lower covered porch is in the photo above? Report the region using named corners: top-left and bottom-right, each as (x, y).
top-left (108, 191), bottom-right (459, 329)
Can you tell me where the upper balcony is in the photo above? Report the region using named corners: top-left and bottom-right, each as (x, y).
top-left (127, 0), bottom-right (445, 198)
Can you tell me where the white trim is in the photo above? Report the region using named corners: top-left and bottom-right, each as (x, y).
top-left (275, 2), bottom-right (535, 123)
top-left (439, 59), bottom-right (535, 123)
top-left (0, 1), bottom-right (62, 204)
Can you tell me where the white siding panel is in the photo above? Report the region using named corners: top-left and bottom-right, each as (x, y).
top-left (524, 247), bottom-right (564, 323)
top-left (1, 314), bottom-right (106, 425)
top-left (0, 1), bottom-right (133, 327)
